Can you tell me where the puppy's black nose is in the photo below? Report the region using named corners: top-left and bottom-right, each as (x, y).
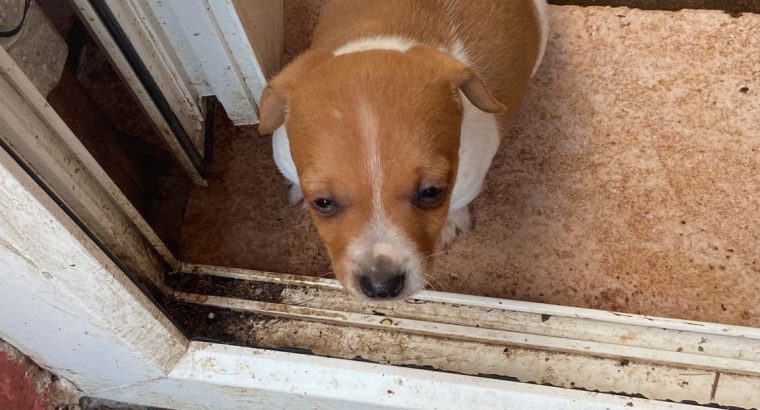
top-left (359, 272), bottom-right (406, 299)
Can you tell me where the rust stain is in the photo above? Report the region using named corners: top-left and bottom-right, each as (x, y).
top-left (619, 330), bottom-right (639, 343)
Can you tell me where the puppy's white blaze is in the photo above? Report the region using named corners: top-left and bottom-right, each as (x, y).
top-left (342, 103), bottom-right (424, 297)
top-left (357, 102), bottom-right (389, 241)
top-left (358, 103), bottom-right (383, 215)
top-left (334, 36), bottom-right (416, 56)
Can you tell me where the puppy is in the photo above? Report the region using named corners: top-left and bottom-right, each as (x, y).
top-left (257, 0), bottom-right (548, 300)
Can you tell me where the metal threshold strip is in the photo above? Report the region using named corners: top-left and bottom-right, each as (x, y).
top-left (166, 263), bottom-right (760, 409)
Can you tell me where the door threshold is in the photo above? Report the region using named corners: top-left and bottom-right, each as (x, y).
top-left (94, 341), bottom-right (711, 410)
top-left (156, 263), bottom-right (760, 409)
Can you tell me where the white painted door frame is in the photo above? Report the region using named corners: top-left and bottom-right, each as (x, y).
top-left (1, 8), bottom-right (759, 410)
top-left (69, 0), bottom-right (208, 185)
top-left (68, 0), bottom-right (272, 185)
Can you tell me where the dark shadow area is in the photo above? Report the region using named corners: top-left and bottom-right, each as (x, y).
top-left (37, 0), bottom-right (192, 254)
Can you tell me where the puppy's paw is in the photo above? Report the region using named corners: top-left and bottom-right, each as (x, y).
top-left (288, 184), bottom-right (304, 206)
top-left (439, 207), bottom-right (472, 249)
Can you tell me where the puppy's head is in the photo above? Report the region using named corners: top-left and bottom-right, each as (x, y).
top-left (259, 45), bottom-right (504, 300)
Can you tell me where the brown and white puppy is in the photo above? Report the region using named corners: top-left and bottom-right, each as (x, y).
top-left (258, 0), bottom-right (548, 300)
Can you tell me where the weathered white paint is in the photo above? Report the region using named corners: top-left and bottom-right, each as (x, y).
top-left (178, 263), bottom-right (760, 408)
top-left (0, 47), bottom-right (176, 282)
top-left (714, 373), bottom-right (760, 409)
top-left (137, 0), bottom-right (213, 96)
top-left (0, 46), bottom-right (188, 391)
top-left (70, 0), bottom-right (207, 185)
top-left (99, 342), bottom-right (702, 410)
top-left (175, 292), bottom-right (760, 374)
top-left (205, 0), bottom-right (268, 107)
top-left (0, 136), bottom-right (187, 392)
top-left (149, 0), bottom-right (264, 125)
top-left (109, 0), bottom-right (206, 155)
top-left (217, 314), bottom-right (725, 405)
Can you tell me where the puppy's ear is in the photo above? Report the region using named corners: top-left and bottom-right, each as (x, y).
top-left (257, 50), bottom-right (331, 135)
top-left (258, 86), bottom-right (287, 135)
top-left (454, 68), bottom-right (507, 114)
top-left (407, 46), bottom-right (507, 114)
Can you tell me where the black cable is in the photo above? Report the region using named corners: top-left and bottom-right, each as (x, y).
top-left (0, 0), bottom-right (32, 38)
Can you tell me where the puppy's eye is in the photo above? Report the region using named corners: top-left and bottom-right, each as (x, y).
top-left (416, 186), bottom-right (445, 209)
top-left (312, 197), bottom-right (338, 216)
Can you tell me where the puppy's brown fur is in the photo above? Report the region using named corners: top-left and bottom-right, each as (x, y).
top-left (257, 0), bottom-right (544, 298)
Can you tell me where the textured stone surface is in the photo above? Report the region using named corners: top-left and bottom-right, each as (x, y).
top-left (180, 6), bottom-right (760, 326)
top-left (1, 0), bottom-right (67, 97)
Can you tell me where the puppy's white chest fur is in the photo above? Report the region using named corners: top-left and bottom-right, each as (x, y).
top-left (448, 95), bottom-right (500, 211)
top-left (272, 125), bottom-right (302, 204)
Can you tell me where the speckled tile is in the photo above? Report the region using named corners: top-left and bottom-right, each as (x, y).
top-left (179, 5), bottom-right (760, 327)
